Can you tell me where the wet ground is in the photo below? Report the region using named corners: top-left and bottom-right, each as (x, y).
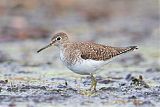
top-left (0, 39), bottom-right (160, 107)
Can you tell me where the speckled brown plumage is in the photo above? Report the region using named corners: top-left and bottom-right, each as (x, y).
top-left (62, 42), bottom-right (138, 63)
top-left (79, 43), bottom-right (137, 61)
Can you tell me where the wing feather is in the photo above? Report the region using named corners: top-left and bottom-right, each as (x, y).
top-left (79, 42), bottom-right (137, 61)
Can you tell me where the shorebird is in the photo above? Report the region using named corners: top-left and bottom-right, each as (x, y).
top-left (37, 32), bottom-right (138, 91)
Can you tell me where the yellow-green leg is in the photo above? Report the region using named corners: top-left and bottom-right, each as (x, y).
top-left (78, 74), bottom-right (97, 96)
top-left (89, 74), bottom-right (97, 91)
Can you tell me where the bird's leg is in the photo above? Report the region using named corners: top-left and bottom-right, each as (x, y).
top-left (89, 74), bottom-right (97, 91)
top-left (79, 74), bottom-right (97, 96)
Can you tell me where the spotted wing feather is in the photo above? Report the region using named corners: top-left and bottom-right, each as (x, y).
top-left (80, 43), bottom-right (138, 61)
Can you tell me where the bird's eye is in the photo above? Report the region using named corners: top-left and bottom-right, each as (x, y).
top-left (56, 37), bottom-right (61, 40)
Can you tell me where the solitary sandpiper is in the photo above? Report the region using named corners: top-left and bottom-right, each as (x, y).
top-left (37, 32), bottom-right (138, 91)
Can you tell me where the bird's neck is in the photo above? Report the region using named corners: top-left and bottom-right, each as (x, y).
top-left (58, 41), bottom-right (71, 50)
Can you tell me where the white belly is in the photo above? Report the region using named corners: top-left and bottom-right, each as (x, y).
top-left (65, 59), bottom-right (106, 75)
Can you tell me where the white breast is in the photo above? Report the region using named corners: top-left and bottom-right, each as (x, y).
top-left (67, 59), bottom-right (107, 75)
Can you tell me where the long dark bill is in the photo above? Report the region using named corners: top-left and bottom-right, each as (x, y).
top-left (37, 43), bottom-right (53, 53)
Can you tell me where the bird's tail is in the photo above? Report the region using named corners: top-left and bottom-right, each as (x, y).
top-left (127, 46), bottom-right (138, 51)
top-left (114, 46), bottom-right (138, 55)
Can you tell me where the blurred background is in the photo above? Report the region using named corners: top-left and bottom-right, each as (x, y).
top-left (0, 0), bottom-right (159, 65)
top-left (0, 0), bottom-right (159, 106)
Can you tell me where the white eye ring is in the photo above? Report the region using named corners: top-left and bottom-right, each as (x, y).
top-left (56, 37), bottom-right (61, 40)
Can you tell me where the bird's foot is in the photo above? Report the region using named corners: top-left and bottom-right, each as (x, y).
top-left (78, 89), bottom-right (97, 96)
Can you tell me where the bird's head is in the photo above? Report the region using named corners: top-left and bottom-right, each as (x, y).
top-left (37, 32), bottom-right (69, 53)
